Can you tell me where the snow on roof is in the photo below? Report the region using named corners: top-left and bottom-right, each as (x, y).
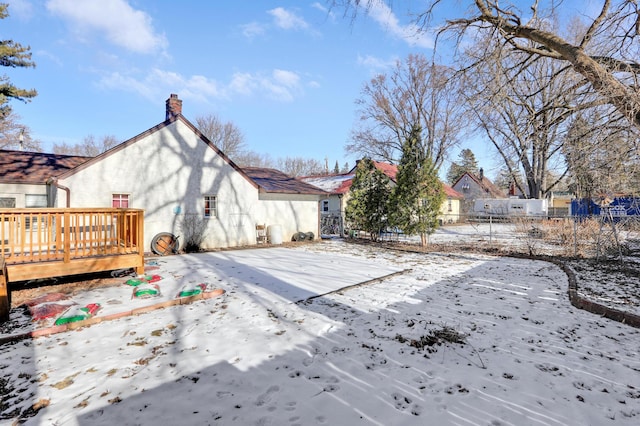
top-left (300, 173), bottom-right (354, 194)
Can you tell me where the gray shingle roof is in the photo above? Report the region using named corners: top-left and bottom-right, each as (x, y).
top-left (243, 167), bottom-right (327, 195)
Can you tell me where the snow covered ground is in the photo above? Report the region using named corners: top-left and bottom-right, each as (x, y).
top-left (1, 239), bottom-right (639, 425)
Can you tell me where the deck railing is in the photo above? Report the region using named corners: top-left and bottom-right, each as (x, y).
top-left (0, 208), bottom-right (145, 321)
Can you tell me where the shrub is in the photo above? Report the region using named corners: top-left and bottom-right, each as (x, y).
top-left (180, 214), bottom-right (208, 252)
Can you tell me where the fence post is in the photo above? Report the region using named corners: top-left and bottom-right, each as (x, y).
top-left (489, 215), bottom-right (493, 244)
top-left (573, 217), bottom-right (578, 258)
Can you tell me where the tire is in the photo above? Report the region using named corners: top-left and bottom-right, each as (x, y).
top-left (292, 232), bottom-right (306, 242)
top-left (151, 232), bottom-right (179, 256)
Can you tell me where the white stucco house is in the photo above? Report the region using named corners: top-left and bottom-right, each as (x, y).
top-left (0, 94), bottom-right (326, 251)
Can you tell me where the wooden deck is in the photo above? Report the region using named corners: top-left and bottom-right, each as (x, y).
top-left (0, 208), bottom-right (145, 321)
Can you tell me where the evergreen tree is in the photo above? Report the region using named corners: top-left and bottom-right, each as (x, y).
top-left (0, 4), bottom-right (37, 117)
top-left (446, 148), bottom-right (479, 184)
top-left (391, 125), bottom-right (445, 246)
top-left (345, 158), bottom-right (392, 241)
top-left (333, 160), bottom-right (340, 174)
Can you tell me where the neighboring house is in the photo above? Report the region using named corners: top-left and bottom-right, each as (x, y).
top-left (302, 160), bottom-right (463, 234)
top-left (301, 172), bottom-right (353, 235)
top-left (548, 191), bottom-right (573, 217)
top-left (451, 169), bottom-right (506, 214)
top-left (440, 184), bottom-right (464, 224)
top-left (0, 94), bottom-right (326, 251)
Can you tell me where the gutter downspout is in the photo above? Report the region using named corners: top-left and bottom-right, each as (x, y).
top-left (47, 178), bottom-right (71, 208)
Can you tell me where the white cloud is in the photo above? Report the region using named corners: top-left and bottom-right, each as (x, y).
top-left (35, 50), bottom-right (63, 67)
top-left (6, 0), bottom-right (34, 20)
top-left (230, 69), bottom-right (303, 102)
top-left (46, 0), bottom-right (167, 54)
top-left (98, 71), bottom-right (157, 100)
top-left (98, 69), bottom-right (225, 104)
top-left (229, 72), bottom-right (257, 96)
top-left (365, 0), bottom-right (433, 49)
top-left (268, 7), bottom-right (309, 30)
top-left (357, 54), bottom-right (397, 71)
top-left (272, 69), bottom-right (300, 87)
top-left (241, 22), bottom-right (266, 39)
top-left (311, 2), bottom-right (335, 21)
top-left (99, 68), bottom-right (304, 104)
top-left (241, 7), bottom-right (320, 40)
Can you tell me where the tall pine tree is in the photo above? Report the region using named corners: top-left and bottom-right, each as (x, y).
top-left (391, 125), bottom-right (445, 246)
top-left (0, 4), bottom-right (37, 117)
top-left (446, 149), bottom-right (479, 184)
top-left (345, 158), bottom-right (392, 241)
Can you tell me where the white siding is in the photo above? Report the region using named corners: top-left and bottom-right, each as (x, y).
top-left (255, 193), bottom-right (320, 241)
top-left (0, 183), bottom-right (48, 208)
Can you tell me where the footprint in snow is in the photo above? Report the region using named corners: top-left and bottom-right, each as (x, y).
top-left (255, 385), bottom-right (280, 407)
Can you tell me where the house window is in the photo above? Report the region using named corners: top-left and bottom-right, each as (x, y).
top-left (0, 197), bottom-right (16, 208)
top-left (204, 195), bottom-right (217, 218)
top-left (112, 194), bottom-right (129, 208)
top-left (447, 198), bottom-right (452, 212)
top-left (461, 177), bottom-right (470, 191)
top-left (322, 200), bottom-right (329, 212)
top-left (25, 194), bottom-right (47, 230)
top-left (25, 194), bottom-right (47, 208)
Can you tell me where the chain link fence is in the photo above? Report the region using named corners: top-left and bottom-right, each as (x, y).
top-left (349, 212), bottom-right (640, 260)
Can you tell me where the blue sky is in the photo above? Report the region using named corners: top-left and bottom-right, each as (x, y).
top-left (3, 0), bottom-right (594, 175)
top-left (3, 0), bottom-right (438, 170)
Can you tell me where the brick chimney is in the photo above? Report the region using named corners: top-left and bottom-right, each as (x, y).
top-left (165, 94), bottom-right (182, 120)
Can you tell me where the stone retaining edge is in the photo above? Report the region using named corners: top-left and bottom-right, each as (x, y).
top-left (355, 240), bottom-right (640, 329)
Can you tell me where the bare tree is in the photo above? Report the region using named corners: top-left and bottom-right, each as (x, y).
top-left (0, 111), bottom-right (41, 151)
top-left (195, 113), bottom-right (247, 159)
top-left (435, 1), bottom-right (640, 130)
top-left (563, 112), bottom-right (640, 198)
top-left (276, 157), bottom-right (326, 177)
top-left (232, 151), bottom-right (276, 169)
top-left (336, 1), bottom-right (640, 128)
top-left (348, 53), bottom-right (469, 169)
top-left (465, 31), bottom-right (584, 199)
top-left (52, 135), bottom-right (119, 156)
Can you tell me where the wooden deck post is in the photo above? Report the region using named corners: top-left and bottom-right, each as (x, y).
top-left (135, 211), bottom-right (145, 275)
top-left (0, 257), bottom-right (9, 322)
top-left (63, 211), bottom-right (71, 264)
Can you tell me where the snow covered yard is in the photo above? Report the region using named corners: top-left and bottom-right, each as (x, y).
top-left (1, 240), bottom-right (639, 425)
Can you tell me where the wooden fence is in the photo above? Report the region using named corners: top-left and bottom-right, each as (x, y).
top-left (0, 208), bottom-right (145, 321)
